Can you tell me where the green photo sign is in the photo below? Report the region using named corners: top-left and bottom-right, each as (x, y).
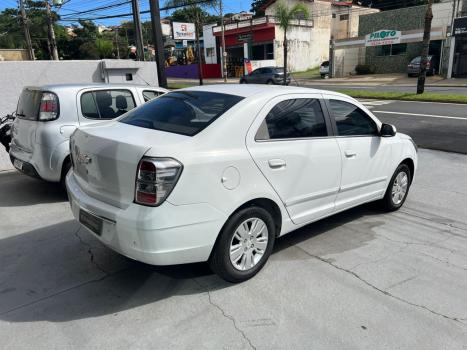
top-left (365, 30), bottom-right (401, 47)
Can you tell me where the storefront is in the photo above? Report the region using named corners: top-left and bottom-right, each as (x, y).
top-left (213, 17), bottom-right (277, 77)
top-left (332, 3), bottom-right (451, 77)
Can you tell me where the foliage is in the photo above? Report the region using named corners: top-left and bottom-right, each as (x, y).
top-left (275, 1), bottom-right (310, 32)
top-left (250, 0), bottom-right (269, 18)
top-left (275, 1), bottom-right (310, 84)
top-left (337, 89), bottom-right (467, 104)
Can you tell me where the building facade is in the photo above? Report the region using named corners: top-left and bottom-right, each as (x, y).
top-left (332, 0), bottom-right (458, 77)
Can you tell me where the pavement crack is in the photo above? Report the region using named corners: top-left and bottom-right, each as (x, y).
top-left (73, 227), bottom-right (109, 275)
top-left (206, 291), bottom-right (256, 350)
top-left (294, 245), bottom-right (467, 326)
top-left (0, 268), bottom-right (130, 316)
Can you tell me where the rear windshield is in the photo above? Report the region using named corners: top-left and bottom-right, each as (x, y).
top-left (120, 91), bottom-right (244, 136)
top-left (16, 89), bottom-right (42, 120)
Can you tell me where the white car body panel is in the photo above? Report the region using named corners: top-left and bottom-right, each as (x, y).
top-left (66, 85), bottom-right (418, 266)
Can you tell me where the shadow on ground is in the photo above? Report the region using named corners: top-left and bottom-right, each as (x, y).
top-left (0, 200), bottom-right (383, 323)
top-left (0, 171), bottom-right (66, 207)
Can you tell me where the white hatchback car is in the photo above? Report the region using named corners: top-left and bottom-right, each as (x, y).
top-left (10, 84), bottom-right (168, 188)
top-left (67, 85), bottom-right (417, 282)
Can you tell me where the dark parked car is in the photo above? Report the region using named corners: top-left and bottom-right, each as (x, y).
top-left (407, 56), bottom-right (439, 77)
top-left (240, 67), bottom-right (291, 85)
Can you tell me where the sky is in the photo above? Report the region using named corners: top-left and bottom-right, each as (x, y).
top-left (0, 0), bottom-right (252, 26)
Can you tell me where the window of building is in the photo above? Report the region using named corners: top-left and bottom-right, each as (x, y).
top-left (81, 90), bottom-right (136, 119)
top-left (251, 43), bottom-right (274, 60)
top-left (256, 99), bottom-right (328, 140)
top-left (340, 14), bottom-right (349, 21)
top-left (329, 100), bottom-right (378, 136)
top-left (375, 43), bottom-right (407, 56)
top-left (206, 47), bottom-right (215, 57)
top-left (332, 13), bottom-right (337, 18)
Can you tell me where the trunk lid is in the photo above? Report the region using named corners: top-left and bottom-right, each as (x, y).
top-left (71, 121), bottom-right (189, 208)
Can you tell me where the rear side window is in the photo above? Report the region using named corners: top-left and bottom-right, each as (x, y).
top-left (81, 89), bottom-right (136, 119)
top-left (142, 90), bottom-right (164, 102)
top-left (16, 89), bottom-right (42, 120)
top-left (120, 91), bottom-right (243, 136)
top-left (256, 99), bottom-right (328, 140)
top-left (329, 100), bottom-right (378, 136)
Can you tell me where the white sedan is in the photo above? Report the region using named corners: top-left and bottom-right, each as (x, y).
top-left (66, 85), bottom-right (417, 282)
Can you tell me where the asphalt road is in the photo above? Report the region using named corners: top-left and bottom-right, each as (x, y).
top-left (356, 99), bottom-right (467, 154)
top-left (1, 148), bottom-right (467, 349)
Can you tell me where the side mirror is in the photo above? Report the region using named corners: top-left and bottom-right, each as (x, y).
top-left (380, 123), bottom-right (397, 137)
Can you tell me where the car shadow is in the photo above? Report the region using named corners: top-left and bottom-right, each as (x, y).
top-left (0, 203), bottom-right (383, 324)
top-left (0, 171), bottom-right (66, 207)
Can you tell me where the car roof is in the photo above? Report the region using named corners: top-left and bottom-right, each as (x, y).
top-left (177, 84), bottom-right (344, 98)
top-left (26, 83), bottom-right (166, 91)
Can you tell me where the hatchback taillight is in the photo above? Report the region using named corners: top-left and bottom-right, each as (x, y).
top-left (135, 157), bottom-right (183, 206)
top-left (39, 92), bottom-right (59, 121)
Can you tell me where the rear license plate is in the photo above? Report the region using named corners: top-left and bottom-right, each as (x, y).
top-left (79, 209), bottom-right (103, 236)
top-left (13, 159), bottom-right (23, 171)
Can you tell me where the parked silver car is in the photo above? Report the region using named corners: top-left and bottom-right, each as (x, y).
top-left (10, 83), bottom-right (168, 187)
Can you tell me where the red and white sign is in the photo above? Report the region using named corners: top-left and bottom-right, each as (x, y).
top-left (173, 22), bottom-right (196, 40)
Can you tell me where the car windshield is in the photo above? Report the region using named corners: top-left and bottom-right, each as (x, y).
top-left (120, 91), bottom-right (244, 136)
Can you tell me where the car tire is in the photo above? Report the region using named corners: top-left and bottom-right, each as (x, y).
top-left (266, 80), bottom-right (274, 85)
top-left (209, 206), bottom-right (276, 283)
top-left (60, 157), bottom-right (71, 191)
top-left (380, 164), bottom-right (411, 212)
top-left (240, 79), bottom-right (247, 84)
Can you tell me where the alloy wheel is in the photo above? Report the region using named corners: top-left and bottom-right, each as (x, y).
top-left (229, 218), bottom-right (269, 271)
top-left (392, 171), bottom-right (409, 205)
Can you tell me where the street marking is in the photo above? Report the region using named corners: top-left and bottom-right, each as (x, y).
top-left (360, 100), bottom-right (394, 109)
top-left (372, 110), bottom-right (467, 121)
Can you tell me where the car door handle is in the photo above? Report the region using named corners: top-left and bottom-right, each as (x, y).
top-left (268, 159), bottom-right (286, 169)
top-left (345, 150), bottom-right (357, 158)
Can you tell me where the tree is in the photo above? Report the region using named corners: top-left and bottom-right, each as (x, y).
top-left (251, 0), bottom-right (269, 18)
top-left (275, 1), bottom-right (310, 85)
top-left (417, 0), bottom-right (433, 94)
top-left (164, 0), bottom-right (218, 85)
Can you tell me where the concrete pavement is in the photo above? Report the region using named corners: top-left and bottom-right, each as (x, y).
top-left (1, 149), bottom-right (467, 349)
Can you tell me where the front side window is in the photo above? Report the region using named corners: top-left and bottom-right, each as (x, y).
top-left (329, 100), bottom-right (378, 136)
top-left (120, 91), bottom-right (243, 136)
top-left (81, 89), bottom-right (136, 119)
top-left (256, 99), bottom-right (328, 140)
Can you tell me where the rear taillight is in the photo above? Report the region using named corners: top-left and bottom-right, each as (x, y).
top-left (135, 157), bottom-right (183, 206)
top-left (39, 92), bottom-right (59, 121)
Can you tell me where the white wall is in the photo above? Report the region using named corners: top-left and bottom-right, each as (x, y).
top-left (272, 1), bottom-right (331, 72)
top-left (0, 59), bottom-right (159, 170)
top-left (334, 46), bottom-right (366, 77)
top-left (203, 24), bottom-right (218, 64)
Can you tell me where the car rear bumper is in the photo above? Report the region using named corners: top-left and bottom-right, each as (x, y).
top-left (9, 143), bottom-right (61, 182)
top-left (66, 171), bottom-right (227, 266)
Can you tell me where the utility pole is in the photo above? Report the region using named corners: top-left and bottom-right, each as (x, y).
top-left (115, 27), bottom-right (120, 59)
top-left (131, 0), bottom-right (145, 61)
top-left (195, 10), bottom-right (203, 86)
top-left (19, 0), bottom-right (34, 60)
top-left (220, 0), bottom-right (227, 82)
top-left (148, 0), bottom-right (168, 88)
top-left (417, 0), bottom-right (433, 94)
top-left (46, 1), bottom-right (59, 60)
